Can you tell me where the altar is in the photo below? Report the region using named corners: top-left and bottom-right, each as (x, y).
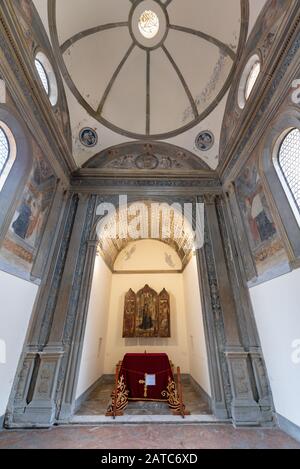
top-left (106, 353), bottom-right (189, 418)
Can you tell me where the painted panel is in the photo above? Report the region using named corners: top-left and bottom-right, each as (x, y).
top-left (0, 142), bottom-right (56, 281)
top-left (236, 152), bottom-right (288, 279)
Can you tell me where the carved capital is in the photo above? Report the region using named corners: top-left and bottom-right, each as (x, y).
top-left (226, 182), bottom-right (236, 196)
top-left (204, 194), bottom-right (218, 205)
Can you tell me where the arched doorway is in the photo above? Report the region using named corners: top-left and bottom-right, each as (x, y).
top-left (5, 193), bottom-right (273, 428)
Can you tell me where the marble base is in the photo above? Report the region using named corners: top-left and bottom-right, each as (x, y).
top-left (71, 414), bottom-right (221, 425)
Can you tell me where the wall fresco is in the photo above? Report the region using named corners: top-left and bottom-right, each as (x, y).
top-left (236, 152), bottom-right (288, 278)
top-left (0, 140), bottom-right (56, 281)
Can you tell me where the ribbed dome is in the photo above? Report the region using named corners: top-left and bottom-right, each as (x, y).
top-left (49, 0), bottom-right (248, 139)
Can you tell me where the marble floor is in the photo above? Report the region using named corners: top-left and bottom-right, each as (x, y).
top-left (76, 376), bottom-right (211, 416)
top-left (0, 424), bottom-right (299, 449)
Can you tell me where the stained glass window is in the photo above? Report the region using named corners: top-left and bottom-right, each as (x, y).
top-left (0, 126), bottom-right (9, 177)
top-left (35, 58), bottom-right (49, 95)
top-left (278, 128), bottom-right (300, 212)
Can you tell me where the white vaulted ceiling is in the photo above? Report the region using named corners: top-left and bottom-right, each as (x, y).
top-left (34, 0), bottom-right (267, 167)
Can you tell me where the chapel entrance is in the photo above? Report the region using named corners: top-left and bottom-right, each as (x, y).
top-left (73, 200), bottom-right (213, 422)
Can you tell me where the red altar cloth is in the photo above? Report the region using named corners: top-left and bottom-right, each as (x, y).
top-left (119, 353), bottom-right (174, 401)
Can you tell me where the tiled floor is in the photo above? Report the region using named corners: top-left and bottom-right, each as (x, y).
top-left (76, 376), bottom-right (211, 416)
top-left (0, 424), bottom-right (299, 449)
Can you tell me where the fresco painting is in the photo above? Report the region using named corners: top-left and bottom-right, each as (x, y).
top-left (0, 145), bottom-right (56, 280)
top-left (236, 153), bottom-right (287, 277)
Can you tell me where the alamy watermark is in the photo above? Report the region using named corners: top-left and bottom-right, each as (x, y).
top-left (291, 79), bottom-right (300, 104)
top-left (291, 339), bottom-right (300, 365)
top-left (0, 339), bottom-right (6, 364)
top-left (95, 196), bottom-right (205, 251)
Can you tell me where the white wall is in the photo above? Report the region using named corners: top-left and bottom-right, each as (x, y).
top-left (250, 268), bottom-right (300, 427)
top-left (0, 271), bottom-right (38, 417)
top-left (76, 255), bottom-right (112, 399)
top-left (104, 273), bottom-right (190, 374)
top-left (183, 256), bottom-right (211, 396)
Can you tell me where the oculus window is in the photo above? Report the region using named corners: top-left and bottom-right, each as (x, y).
top-left (138, 10), bottom-right (159, 39)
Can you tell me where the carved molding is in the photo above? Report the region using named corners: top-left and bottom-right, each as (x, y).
top-left (84, 141), bottom-right (212, 172)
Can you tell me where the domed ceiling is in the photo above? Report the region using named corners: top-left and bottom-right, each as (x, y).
top-left (33, 0), bottom-right (268, 167)
top-left (49, 0), bottom-right (248, 139)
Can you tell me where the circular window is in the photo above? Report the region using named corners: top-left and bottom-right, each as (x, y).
top-left (0, 121), bottom-right (17, 191)
top-left (238, 54), bottom-right (261, 109)
top-left (130, 0), bottom-right (168, 51)
top-left (34, 52), bottom-right (58, 106)
top-left (138, 10), bottom-right (159, 39)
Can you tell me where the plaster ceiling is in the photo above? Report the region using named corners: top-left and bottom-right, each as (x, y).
top-left (33, 0), bottom-right (267, 168)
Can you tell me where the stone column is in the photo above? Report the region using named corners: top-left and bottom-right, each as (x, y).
top-left (6, 193), bottom-right (97, 427)
top-left (58, 239), bottom-right (98, 420)
top-left (5, 193), bottom-right (78, 428)
top-left (195, 240), bottom-right (229, 420)
top-left (204, 194), bottom-right (261, 426)
top-left (224, 185), bottom-right (274, 424)
top-left (29, 194), bottom-right (94, 425)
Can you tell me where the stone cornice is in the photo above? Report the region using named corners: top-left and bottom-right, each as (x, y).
top-left (219, 1), bottom-right (300, 182)
top-left (0, 2), bottom-right (75, 184)
top-left (70, 171), bottom-right (222, 196)
top-left (74, 166), bottom-right (217, 179)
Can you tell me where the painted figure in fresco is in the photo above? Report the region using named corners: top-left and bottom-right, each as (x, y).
top-left (26, 193), bottom-right (43, 240)
top-left (159, 302), bottom-right (170, 337)
top-left (247, 192), bottom-right (276, 243)
top-left (239, 166), bottom-right (276, 249)
top-left (124, 300), bottom-right (135, 337)
top-left (12, 196), bottom-right (32, 239)
top-left (122, 286), bottom-right (170, 338)
top-left (139, 300), bottom-right (153, 330)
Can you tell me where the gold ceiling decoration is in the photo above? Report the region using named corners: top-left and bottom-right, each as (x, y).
top-left (96, 201), bottom-right (195, 271)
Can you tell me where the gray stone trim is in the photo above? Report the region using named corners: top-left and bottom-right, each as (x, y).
top-left (277, 413), bottom-right (300, 443)
top-left (74, 375), bottom-right (105, 413)
top-left (83, 141), bottom-right (212, 171)
top-left (70, 174), bottom-right (222, 196)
